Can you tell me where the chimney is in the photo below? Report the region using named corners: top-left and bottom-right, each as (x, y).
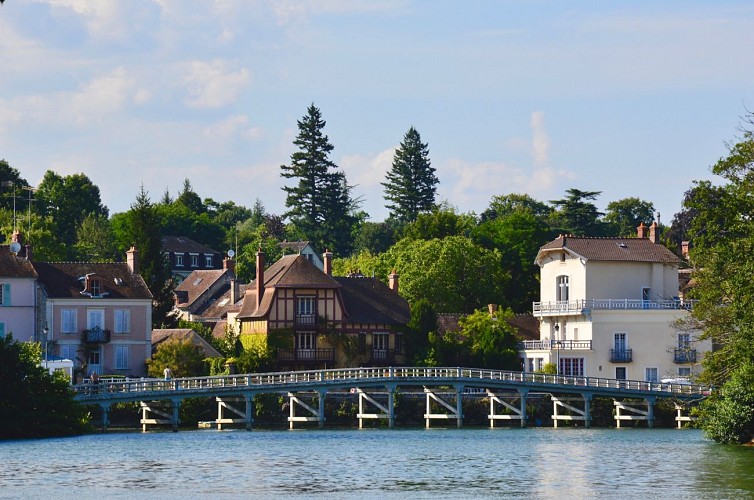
top-left (230, 278), bottom-right (239, 304)
top-left (637, 223), bottom-right (647, 239)
top-left (649, 221), bottom-right (659, 244)
top-left (24, 245), bottom-right (32, 262)
top-left (323, 249), bottom-right (333, 276)
top-left (388, 269), bottom-right (399, 293)
top-left (11, 231), bottom-right (23, 245)
top-left (681, 241), bottom-right (690, 260)
top-left (223, 257), bottom-right (235, 274)
top-left (255, 248), bottom-right (265, 310)
top-left (488, 304), bottom-right (498, 316)
top-left (126, 246), bottom-right (139, 274)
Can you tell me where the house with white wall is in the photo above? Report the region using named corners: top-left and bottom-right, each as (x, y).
top-left (34, 247), bottom-right (153, 378)
top-left (0, 234), bottom-right (40, 342)
top-left (519, 223), bottom-right (709, 382)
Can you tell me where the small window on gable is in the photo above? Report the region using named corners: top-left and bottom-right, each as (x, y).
top-left (560, 253), bottom-right (566, 262)
top-left (90, 278), bottom-right (101, 297)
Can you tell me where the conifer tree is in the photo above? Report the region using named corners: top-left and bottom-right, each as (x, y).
top-left (382, 127), bottom-right (438, 222)
top-left (281, 104), bottom-right (357, 254)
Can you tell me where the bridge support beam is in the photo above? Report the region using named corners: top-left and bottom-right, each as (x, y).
top-left (614, 398), bottom-right (655, 428)
top-left (101, 404), bottom-right (110, 432)
top-left (674, 403), bottom-right (697, 428)
top-left (488, 390), bottom-right (528, 428)
top-left (552, 394), bottom-right (591, 428)
top-left (424, 387), bottom-right (463, 428)
top-left (216, 395), bottom-right (254, 430)
top-left (357, 386), bottom-right (395, 428)
top-left (288, 392), bottom-right (325, 429)
top-left (140, 400), bottom-right (180, 432)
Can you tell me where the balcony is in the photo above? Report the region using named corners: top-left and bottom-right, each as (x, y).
top-left (674, 349), bottom-right (697, 364)
top-left (533, 299), bottom-right (694, 317)
top-left (278, 348), bottom-right (335, 363)
top-left (294, 314), bottom-right (317, 328)
top-left (83, 327), bottom-right (110, 343)
top-left (610, 349), bottom-right (633, 363)
top-left (517, 340), bottom-right (592, 351)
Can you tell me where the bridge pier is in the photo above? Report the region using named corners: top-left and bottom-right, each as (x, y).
top-left (140, 399), bottom-right (181, 432)
top-left (552, 393), bottom-right (592, 428)
top-left (674, 403), bottom-right (697, 428)
top-left (216, 395), bottom-right (254, 430)
top-left (356, 385), bottom-right (396, 428)
top-left (424, 386), bottom-right (463, 428)
top-left (99, 403), bottom-right (111, 432)
top-left (288, 391), bottom-right (326, 429)
top-left (614, 397), bottom-right (655, 428)
top-left (488, 389), bottom-right (528, 428)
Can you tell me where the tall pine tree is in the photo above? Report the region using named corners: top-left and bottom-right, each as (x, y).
top-left (281, 104), bottom-right (357, 255)
top-left (382, 127), bottom-right (438, 222)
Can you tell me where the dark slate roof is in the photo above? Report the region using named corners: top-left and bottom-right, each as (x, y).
top-left (175, 269), bottom-right (229, 307)
top-left (0, 246), bottom-right (37, 278)
top-left (335, 277), bottom-right (410, 325)
top-left (151, 329), bottom-right (222, 358)
top-left (162, 236), bottom-right (220, 255)
top-left (263, 254), bottom-right (339, 289)
top-left (536, 235), bottom-right (680, 264)
top-left (200, 282), bottom-right (250, 319)
top-left (34, 262), bottom-right (152, 299)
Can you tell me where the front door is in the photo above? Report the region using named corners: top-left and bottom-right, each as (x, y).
top-left (88, 348), bottom-right (102, 376)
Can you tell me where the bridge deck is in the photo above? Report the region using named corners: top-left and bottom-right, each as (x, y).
top-left (73, 366), bottom-right (710, 406)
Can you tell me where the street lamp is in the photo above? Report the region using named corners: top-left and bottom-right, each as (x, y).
top-left (43, 325), bottom-right (49, 366)
top-left (554, 324), bottom-right (561, 376)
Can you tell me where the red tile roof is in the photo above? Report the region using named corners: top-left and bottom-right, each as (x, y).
top-left (536, 235), bottom-right (680, 264)
top-left (0, 246), bottom-right (37, 278)
top-left (34, 262), bottom-right (152, 299)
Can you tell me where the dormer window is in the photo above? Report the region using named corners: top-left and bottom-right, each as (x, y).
top-left (191, 255), bottom-right (199, 267)
top-left (80, 273), bottom-right (108, 298)
top-left (176, 255), bottom-right (184, 267)
top-left (205, 255), bottom-right (213, 267)
top-left (90, 279), bottom-right (101, 297)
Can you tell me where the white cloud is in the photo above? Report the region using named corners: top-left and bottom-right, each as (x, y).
top-left (340, 147), bottom-right (395, 191)
top-left (183, 60), bottom-right (251, 108)
top-left (530, 111), bottom-right (549, 168)
top-left (39, 0), bottom-right (144, 40)
top-left (202, 115), bottom-right (263, 142)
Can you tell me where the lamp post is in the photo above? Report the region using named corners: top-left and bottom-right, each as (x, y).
top-left (43, 325), bottom-right (50, 369)
top-left (554, 324), bottom-right (561, 376)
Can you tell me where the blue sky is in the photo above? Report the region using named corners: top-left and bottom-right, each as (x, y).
top-left (2, 1), bottom-right (753, 224)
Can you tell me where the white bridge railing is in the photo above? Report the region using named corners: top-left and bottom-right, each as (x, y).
top-left (72, 366), bottom-right (711, 401)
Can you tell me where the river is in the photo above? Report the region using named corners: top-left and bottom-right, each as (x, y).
top-left (1, 428), bottom-right (752, 499)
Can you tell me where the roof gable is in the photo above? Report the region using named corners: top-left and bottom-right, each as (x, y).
top-left (536, 235), bottom-right (680, 265)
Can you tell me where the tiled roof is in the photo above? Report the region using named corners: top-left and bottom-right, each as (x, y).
top-left (335, 276), bottom-right (410, 325)
top-left (151, 328), bottom-right (222, 358)
top-left (537, 235), bottom-right (680, 264)
top-left (175, 269), bottom-right (229, 307)
top-left (0, 246), bottom-right (37, 278)
top-left (263, 254), bottom-right (340, 289)
top-left (162, 236), bottom-right (220, 255)
top-left (34, 262), bottom-right (152, 299)
top-left (200, 282), bottom-right (250, 319)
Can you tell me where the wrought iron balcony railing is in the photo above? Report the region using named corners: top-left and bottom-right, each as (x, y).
top-left (294, 314), bottom-right (317, 327)
top-left (674, 349), bottom-right (697, 364)
top-left (83, 327), bottom-right (111, 343)
top-left (610, 349), bottom-right (633, 363)
top-left (278, 348), bottom-right (335, 363)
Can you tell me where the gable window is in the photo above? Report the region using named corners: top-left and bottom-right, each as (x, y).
top-left (0, 283), bottom-right (9, 306)
top-left (556, 275), bottom-right (569, 302)
top-left (205, 255), bottom-right (213, 267)
top-left (191, 254), bottom-right (199, 267)
top-left (176, 255), bottom-right (184, 267)
top-left (114, 310), bottom-right (131, 334)
top-left (296, 296), bottom-right (316, 326)
top-left (114, 345), bottom-right (129, 370)
top-left (61, 309), bottom-right (77, 334)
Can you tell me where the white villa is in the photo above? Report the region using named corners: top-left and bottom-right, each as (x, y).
top-left (519, 223), bottom-right (709, 382)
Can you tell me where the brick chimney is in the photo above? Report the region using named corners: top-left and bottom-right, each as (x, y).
top-left (126, 246), bottom-right (139, 274)
top-left (388, 269), bottom-right (399, 293)
top-left (255, 248), bottom-right (265, 310)
top-left (230, 278), bottom-right (239, 304)
top-left (649, 221), bottom-right (659, 244)
top-left (223, 257), bottom-right (235, 274)
top-left (323, 249), bottom-right (333, 276)
top-left (637, 223), bottom-right (647, 239)
top-left (681, 241), bottom-right (690, 260)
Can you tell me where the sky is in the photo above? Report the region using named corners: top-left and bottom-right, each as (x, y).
top-left (2, 1), bottom-right (754, 225)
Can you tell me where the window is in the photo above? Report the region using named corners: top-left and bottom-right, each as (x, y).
top-left (61, 345), bottom-right (77, 362)
top-left (90, 279), bottom-right (101, 297)
top-left (678, 333), bottom-right (691, 349)
top-left (645, 367), bottom-right (659, 382)
top-left (297, 332), bottom-right (316, 351)
top-left (114, 310), bottom-right (130, 334)
top-left (87, 309), bottom-right (105, 329)
top-left (205, 255), bottom-right (213, 267)
top-left (176, 254), bottom-right (184, 267)
top-left (61, 309), bottom-right (77, 334)
top-left (615, 367), bottom-right (627, 380)
top-left (559, 358), bottom-right (584, 376)
top-left (373, 332), bottom-right (388, 351)
top-left (556, 275), bottom-right (569, 302)
top-left (614, 333), bottom-right (627, 351)
top-left (678, 367), bottom-right (691, 377)
top-left (114, 345), bottom-right (129, 370)
top-left (0, 322), bottom-right (4, 336)
top-left (191, 254), bottom-right (199, 267)
top-left (0, 283), bottom-right (9, 306)
top-left (297, 297), bottom-right (315, 316)
top-left (395, 333), bottom-right (403, 354)
top-left (88, 349), bottom-right (101, 368)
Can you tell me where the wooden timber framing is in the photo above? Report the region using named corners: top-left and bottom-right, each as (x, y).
top-left (216, 396), bottom-right (254, 430)
top-left (140, 400), bottom-right (181, 432)
top-left (613, 398), bottom-right (655, 428)
top-left (674, 403), bottom-right (697, 429)
top-left (488, 390), bottom-right (528, 428)
top-left (356, 387), bottom-right (396, 428)
top-left (424, 386), bottom-right (464, 428)
top-left (288, 391), bottom-right (326, 429)
top-left (551, 395), bottom-right (592, 428)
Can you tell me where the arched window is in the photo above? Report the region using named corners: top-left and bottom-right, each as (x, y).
top-left (556, 275), bottom-right (569, 302)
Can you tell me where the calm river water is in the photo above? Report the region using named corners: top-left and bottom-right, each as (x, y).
top-left (2, 428), bottom-right (753, 499)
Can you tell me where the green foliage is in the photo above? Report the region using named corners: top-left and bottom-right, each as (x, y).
top-left (74, 213), bottom-right (119, 261)
top-left (699, 363), bottom-right (754, 444)
top-left (549, 188), bottom-right (606, 236)
top-left (352, 221), bottom-right (397, 255)
top-left (0, 334), bottom-right (89, 439)
top-left (332, 250), bottom-right (380, 278)
top-left (539, 362), bottom-right (557, 375)
top-left (480, 193), bottom-right (552, 222)
top-left (382, 126), bottom-right (438, 222)
top-left (404, 299), bottom-right (437, 364)
top-left (280, 104), bottom-right (358, 255)
top-left (147, 339), bottom-right (207, 378)
top-left (0, 159), bottom-right (31, 211)
top-left (459, 308), bottom-right (520, 370)
top-left (604, 197), bottom-right (655, 237)
top-left (402, 205), bottom-right (475, 241)
top-left (378, 236), bottom-right (509, 313)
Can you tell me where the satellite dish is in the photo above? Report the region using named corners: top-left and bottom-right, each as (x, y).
top-left (227, 249), bottom-right (235, 258)
top-left (9, 242), bottom-right (21, 254)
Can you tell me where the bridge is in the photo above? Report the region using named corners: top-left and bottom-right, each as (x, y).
top-left (72, 366), bottom-right (710, 432)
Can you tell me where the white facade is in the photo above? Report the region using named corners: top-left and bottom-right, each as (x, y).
top-left (520, 234), bottom-right (709, 382)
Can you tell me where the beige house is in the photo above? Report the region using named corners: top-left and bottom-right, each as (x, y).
top-left (519, 223), bottom-right (709, 382)
top-left (235, 250), bottom-right (409, 370)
